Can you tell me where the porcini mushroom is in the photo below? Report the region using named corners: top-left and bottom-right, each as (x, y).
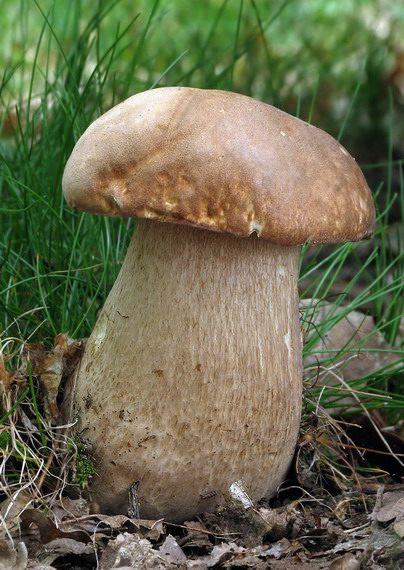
top-left (62, 87), bottom-right (375, 521)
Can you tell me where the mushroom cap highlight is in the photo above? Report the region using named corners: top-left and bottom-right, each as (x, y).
top-left (62, 87), bottom-right (375, 246)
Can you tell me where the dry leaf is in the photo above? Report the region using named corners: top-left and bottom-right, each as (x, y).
top-left (20, 509), bottom-right (89, 544)
top-left (99, 532), bottom-right (172, 569)
top-left (225, 480), bottom-right (254, 510)
top-left (36, 538), bottom-right (94, 566)
top-left (21, 335), bottom-right (83, 422)
top-left (189, 542), bottom-right (245, 568)
top-left (259, 507), bottom-right (298, 541)
top-left (186, 541), bottom-right (304, 568)
top-left (180, 521), bottom-right (212, 550)
top-left (185, 560), bottom-right (211, 568)
top-left (393, 517), bottom-right (404, 539)
top-left (266, 540), bottom-right (285, 559)
top-left (329, 526), bottom-right (399, 555)
top-left (61, 513), bottom-right (164, 542)
top-left (51, 496), bottom-right (90, 522)
top-left (20, 505), bottom-right (165, 547)
top-left (0, 539), bottom-right (28, 570)
top-left (158, 534), bottom-right (187, 565)
top-left (219, 480), bottom-right (270, 546)
top-left (0, 491), bottom-right (33, 539)
top-left (376, 490), bottom-right (404, 523)
top-left (24, 560), bottom-right (58, 570)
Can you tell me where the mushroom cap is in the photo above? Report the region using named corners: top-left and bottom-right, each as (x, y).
top-left (62, 87), bottom-right (375, 246)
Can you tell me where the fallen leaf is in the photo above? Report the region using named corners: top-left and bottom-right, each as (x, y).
top-left (21, 343), bottom-right (46, 376)
top-left (266, 538), bottom-right (303, 560)
top-left (266, 541), bottom-right (285, 559)
top-left (22, 335), bottom-right (83, 422)
top-left (393, 517), bottom-right (404, 538)
top-left (0, 491), bottom-right (33, 539)
top-left (99, 532), bottom-right (172, 569)
top-left (188, 542), bottom-right (244, 568)
top-left (0, 539), bottom-right (28, 570)
top-left (376, 490), bottom-right (404, 523)
top-left (58, 513), bottom-right (164, 542)
top-left (20, 409), bottom-right (37, 432)
top-left (20, 509), bottom-right (89, 544)
top-left (36, 538), bottom-right (94, 566)
top-left (179, 521), bottom-right (212, 550)
top-left (225, 480), bottom-right (254, 510)
top-left (24, 560), bottom-right (58, 570)
top-left (51, 496), bottom-right (90, 522)
top-left (158, 534), bottom-right (187, 565)
top-left (218, 480), bottom-right (270, 546)
top-left (328, 526), bottom-right (400, 555)
top-left (259, 507), bottom-right (297, 541)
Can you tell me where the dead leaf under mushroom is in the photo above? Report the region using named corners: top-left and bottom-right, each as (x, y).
top-left (99, 533), bottom-right (172, 569)
top-left (21, 334), bottom-right (83, 422)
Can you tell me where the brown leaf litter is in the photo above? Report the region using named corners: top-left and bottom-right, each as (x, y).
top-left (0, 479), bottom-right (400, 569)
top-left (21, 334), bottom-right (84, 423)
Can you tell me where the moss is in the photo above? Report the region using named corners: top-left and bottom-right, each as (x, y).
top-left (70, 438), bottom-right (96, 490)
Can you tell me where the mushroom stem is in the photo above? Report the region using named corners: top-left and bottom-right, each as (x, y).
top-left (69, 219), bottom-right (303, 521)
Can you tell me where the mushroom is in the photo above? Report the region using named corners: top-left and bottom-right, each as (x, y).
top-left (62, 87), bottom-right (375, 522)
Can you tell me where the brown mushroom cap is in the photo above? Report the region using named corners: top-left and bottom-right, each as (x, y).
top-left (62, 87), bottom-right (375, 246)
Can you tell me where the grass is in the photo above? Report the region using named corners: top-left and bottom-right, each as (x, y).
top-left (0, 0), bottom-right (403, 513)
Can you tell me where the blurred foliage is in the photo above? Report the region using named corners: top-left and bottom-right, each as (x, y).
top-left (1, 0), bottom-right (403, 141)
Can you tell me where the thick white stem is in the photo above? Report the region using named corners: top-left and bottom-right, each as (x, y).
top-left (68, 219), bottom-right (302, 521)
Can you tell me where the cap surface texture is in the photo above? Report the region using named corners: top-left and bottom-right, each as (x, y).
top-left (62, 87), bottom-right (375, 246)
